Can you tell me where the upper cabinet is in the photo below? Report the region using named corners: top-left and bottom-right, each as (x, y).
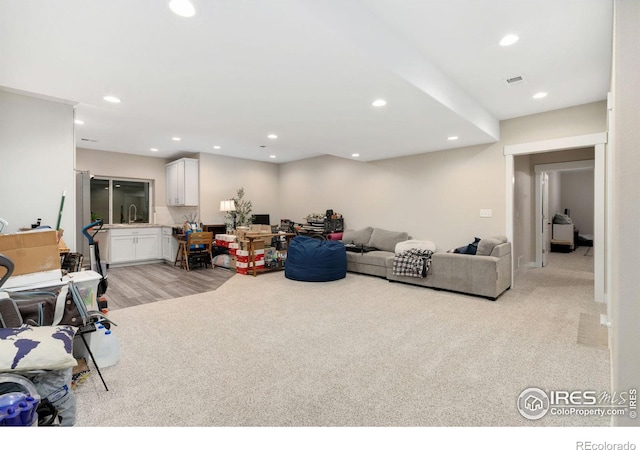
top-left (166, 158), bottom-right (199, 206)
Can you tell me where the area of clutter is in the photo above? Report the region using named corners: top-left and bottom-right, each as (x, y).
top-left (0, 213), bottom-right (116, 427)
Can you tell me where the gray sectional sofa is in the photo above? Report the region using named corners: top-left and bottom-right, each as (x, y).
top-left (339, 227), bottom-right (512, 300)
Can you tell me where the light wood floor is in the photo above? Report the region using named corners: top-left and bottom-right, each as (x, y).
top-left (102, 262), bottom-right (235, 311)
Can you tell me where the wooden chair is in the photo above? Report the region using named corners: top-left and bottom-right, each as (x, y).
top-left (181, 231), bottom-right (214, 271)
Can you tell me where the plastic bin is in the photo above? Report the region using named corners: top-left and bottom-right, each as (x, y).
top-left (66, 270), bottom-right (102, 311)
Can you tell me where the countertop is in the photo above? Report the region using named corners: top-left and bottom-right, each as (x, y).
top-left (103, 223), bottom-right (176, 229)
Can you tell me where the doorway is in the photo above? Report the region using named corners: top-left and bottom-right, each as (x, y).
top-left (504, 132), bottom-right (607, 303)
top-left (534, 160), bottom-right (595, 269)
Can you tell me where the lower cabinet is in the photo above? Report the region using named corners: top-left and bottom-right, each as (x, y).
top-left (162, 227), bottom-right (178, 262)
top-left (109, 227), bottom-right (161, 265)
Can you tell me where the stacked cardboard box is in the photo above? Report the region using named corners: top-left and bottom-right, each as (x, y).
top-left (235, 249), bottom-right (265, 275)
top-left (215, 227), bottom-right (282, 274)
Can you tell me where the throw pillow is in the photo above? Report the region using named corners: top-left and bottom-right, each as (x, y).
top-left (452, 237), bottom-right (481, 255)
top-left (464, 237), bottom-right (481, 255)
top-left (369, 228), bottom-right (409, 253)
top-left (341, 227), bottom-right (374, 246)
top-left (0, 325), bottom-right (77, 372)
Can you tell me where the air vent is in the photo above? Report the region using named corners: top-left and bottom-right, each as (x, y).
top-left (505, 74), bottom-right (527, 86)
top-left (80, 138), bottom-right (98, 143)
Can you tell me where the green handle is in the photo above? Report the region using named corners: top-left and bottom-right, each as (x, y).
top-left (56, 190), bottom-right (66, 230)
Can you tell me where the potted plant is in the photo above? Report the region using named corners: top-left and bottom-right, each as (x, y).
top-left (224, 187), bottom-right (252, 230)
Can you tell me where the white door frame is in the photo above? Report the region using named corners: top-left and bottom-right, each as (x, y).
top-left (504, 132), bottom-right (607, 302)
top-left (539, 171), bottom-right (549, 267)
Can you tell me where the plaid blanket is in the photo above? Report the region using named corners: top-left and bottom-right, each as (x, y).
top-left (392, 249), bottom-right (433, 278)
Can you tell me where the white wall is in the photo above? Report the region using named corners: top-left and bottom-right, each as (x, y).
top-left (76, 147), bottom-right (170, 223)
top-left (0, 89), bottom-right (76, 247)
top-left (560, 170), bottom-right (594, 236)
top-left (279, 102), bottom-right (606, 253)
top-left (76, 147), bottom-right (167, 205)
top-left (77, 149), bottom-right (281, 228)
top-left (199, 153), bottom-right (280, 226)
top-left (513, 154), bottom-right (533, 268)
top-left (610, 0), bottom-right (640, 427)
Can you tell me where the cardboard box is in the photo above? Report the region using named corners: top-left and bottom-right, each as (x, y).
top-left (215, 239), bottom-right (233, 248)
top-left (237, 239), bottom-right (265, 251)
top-left (234, 227), bottom-right (250, 240)
top-left (214, 234), bottom-right (236, 242)
top-left (236, 259), bottom-right (264, 275)
top-left (0, 230), bottom-right (61, 276)
top-left (250, 225), bottom-right (272, 233)
top-left (236, 259), bottom-right (264, 269)
top-left (236, 249), bottom-right (264, 263)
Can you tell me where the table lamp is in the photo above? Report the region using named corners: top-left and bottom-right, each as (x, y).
top-left (220, 200), bottom-right (236, 232)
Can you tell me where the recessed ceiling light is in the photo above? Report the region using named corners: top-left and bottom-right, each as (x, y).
top-left (267, 134), bottom-right (278, 139)
top-left (74, 119), bottom-right (84, 125)
top-left (269, 155), bottom-right (276, 159)
top-left (150, 148), bottom-right (159, 152)
top-left (499, 34), bottom-right (519, 46)
top-left (103, 95), bottom-right (121, 103)
top-left (172, 137), bottom-right (181, 141)
top-left (169, 0), bottom-right (195, 17)
top-left (352, 153), bottom-right (360, 157)
top-left (213, 145), bottom-right (221, 149)
top-left (115, 184), bottom-right (121, 188)
top-left (448, 136), bottom-right (459, 141)
top-left (533, 92), bottom-right (548, 99)
top-left (371, 99), bottom-right (387, 107)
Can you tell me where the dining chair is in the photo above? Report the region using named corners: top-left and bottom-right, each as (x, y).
top-left (182, 231), bottom-right (214, 271)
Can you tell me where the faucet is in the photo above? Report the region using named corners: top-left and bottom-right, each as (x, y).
top-left (128, 204), bottom-right (137, 224)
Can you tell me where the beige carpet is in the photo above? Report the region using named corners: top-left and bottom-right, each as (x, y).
top-left (72, 251), bottom-right (610, 427)
top-left (577, 313), bottom-right (609, 349)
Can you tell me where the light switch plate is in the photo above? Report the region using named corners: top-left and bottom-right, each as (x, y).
top-left (480, 209), bottom-right (492, 218)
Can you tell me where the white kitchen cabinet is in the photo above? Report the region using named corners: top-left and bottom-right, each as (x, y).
top-left (162, 227), bottom-right (178, 262)
top-left (166, 158), bottom-right (199, 206)
top-left (109, 227), bottom-right (161, 265)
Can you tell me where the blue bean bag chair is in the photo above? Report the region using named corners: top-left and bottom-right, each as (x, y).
top-left (285, 236), bottom-right (347, 282)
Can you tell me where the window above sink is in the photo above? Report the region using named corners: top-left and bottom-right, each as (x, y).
top-left (90, 177), bottom-right (153, 225)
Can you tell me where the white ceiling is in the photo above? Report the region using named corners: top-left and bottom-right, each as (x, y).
top-left (0, 0), bottom-right (613, 163)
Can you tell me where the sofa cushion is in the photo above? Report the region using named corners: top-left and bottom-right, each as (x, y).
top-left (476, 237), bottom-right (503, 256)
top-left (346, 250), bottom-right (393, 267)
top-left (341, 227), bottom-right (374, 246)
top-left (369, 228), bottom-right (409, 252)
top-left (490, 242), bottom-right (511, 257)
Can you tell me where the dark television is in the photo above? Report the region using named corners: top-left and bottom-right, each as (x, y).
top-left (251, 214), bottom-right (270, 225)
